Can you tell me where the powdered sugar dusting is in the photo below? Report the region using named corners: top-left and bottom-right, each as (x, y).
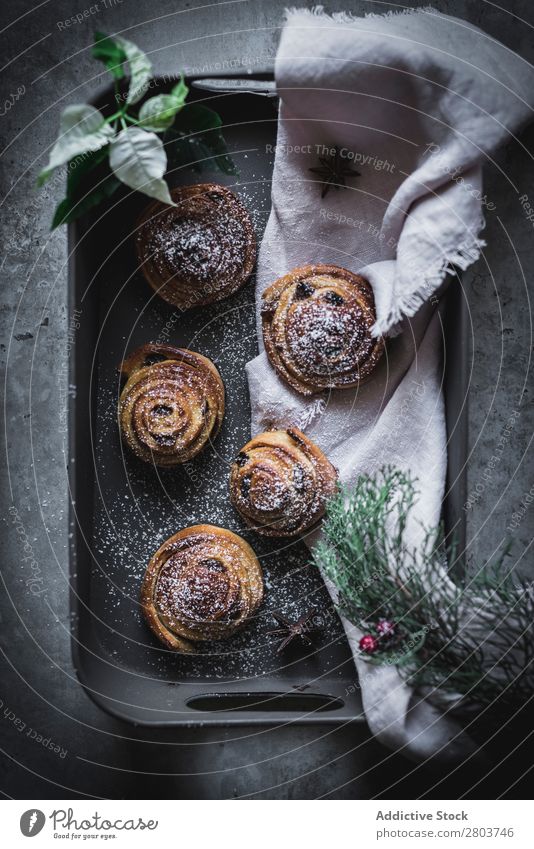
top-left (85, 141), bottom-right (347, 685)
top-left (137, 184), bottom-right (256, 308)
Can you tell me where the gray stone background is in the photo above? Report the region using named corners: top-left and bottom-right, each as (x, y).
top-left (0, 0), bottom-right (532, 799)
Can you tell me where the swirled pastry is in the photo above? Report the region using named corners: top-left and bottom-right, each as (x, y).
top-left (229, 428), bottom-right (338, 537)
top-left (118, 344), bottom-right (224, 466)
top-left (135, 183), bottom-right (256, 309)
top-left (261, 264), bottom-right (384, 395)
top-left (141, 525), bottom-right (264, 651)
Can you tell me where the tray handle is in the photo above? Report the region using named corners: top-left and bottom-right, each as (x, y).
top-left (187, 692), bottom-right (344, 714)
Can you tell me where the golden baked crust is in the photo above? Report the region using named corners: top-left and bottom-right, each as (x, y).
top-left (140, 524), bottom-right (264, 652)
top-left (261, 264), bottom-right (384, 395)
top-left (229, 428), bottom-right (338, 537)
top-left (118, 343), bottom-right (224, 466)
top-left (135, 183), bottom-right (256, 309)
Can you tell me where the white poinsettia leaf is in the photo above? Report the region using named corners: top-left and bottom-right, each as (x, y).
top-left (39, 104), bottom-right (114, 185)
top-left (115, 36), bottom-right (152, 105)
top-left (109, 126), bottom-right (174, 204)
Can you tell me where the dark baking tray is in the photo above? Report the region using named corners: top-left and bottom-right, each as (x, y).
top-left (68, 75), bottom-right (468, 726)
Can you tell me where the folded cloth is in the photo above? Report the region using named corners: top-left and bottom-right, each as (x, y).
top-left (246, 6), bottom-right (534, 761)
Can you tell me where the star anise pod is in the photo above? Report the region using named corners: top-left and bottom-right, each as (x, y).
top-left (267, 609), bottom-right (321, 653)
top-left (309, 146), bottom-right (361, 198)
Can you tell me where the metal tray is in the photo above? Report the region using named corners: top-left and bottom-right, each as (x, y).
top-left (68, 75), bottom-right (468, 726)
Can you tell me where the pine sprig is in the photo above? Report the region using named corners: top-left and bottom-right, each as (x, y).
top-left (313, 467), bottom-right (534, 717)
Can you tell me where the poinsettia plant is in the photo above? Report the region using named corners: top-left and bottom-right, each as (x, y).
top-left (39, 32), bottom-right (236, 229)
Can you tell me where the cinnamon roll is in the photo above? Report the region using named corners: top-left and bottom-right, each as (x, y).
top-left (141, 525), bottom-right (264, 651)
top-left (261, 264), bottom-right (384, 395)
top-left (118, 344), bottom-right (224, 466)
top-left (135, 183), bottom-right (256, 309)
top-left (229, 428), bottom-right (338, 537)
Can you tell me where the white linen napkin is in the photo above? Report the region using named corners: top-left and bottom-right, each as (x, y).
top-left (245, 6), bottom-right (534, 761)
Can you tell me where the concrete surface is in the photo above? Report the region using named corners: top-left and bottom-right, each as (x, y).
top-left (0, 0), bottom-right (533, 799)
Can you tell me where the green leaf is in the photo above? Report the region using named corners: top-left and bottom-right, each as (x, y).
top-left (177, 103), bottom-right (222, 132)
top-left (38, 104), bottom-right (114, 185)
top-left (51, 197), bottom-right (74, 229)
top-left (50, 147), bottom-right (119, 229)
top-left (65, 146), bottom-right (109, 195)
top-left (51, 174), bottom-right (120, 229)
top-left (109, 126), bottom-right (174, 204)
top-left (170, 75), bottom-right (189, 104)
top-left (164, 131), bottom-right (229, 175)
top-left (200, 133), bottom-right (237, 176)
top-left (137, 75), bottom-right (189, 132)
top-left (138, 94), bottom-right (184, 133)
top-left (115, 35), bottom-right (152, 105)
top-left (166, 105), bottom-right (237, 175)
top-left (93, 31), bottom-right (127, 80)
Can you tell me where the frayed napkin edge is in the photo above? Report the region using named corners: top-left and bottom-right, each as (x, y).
top-left (284, 5), bottom-right (440, 26)
top-left (372, 234), bottom-right (486, 337)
